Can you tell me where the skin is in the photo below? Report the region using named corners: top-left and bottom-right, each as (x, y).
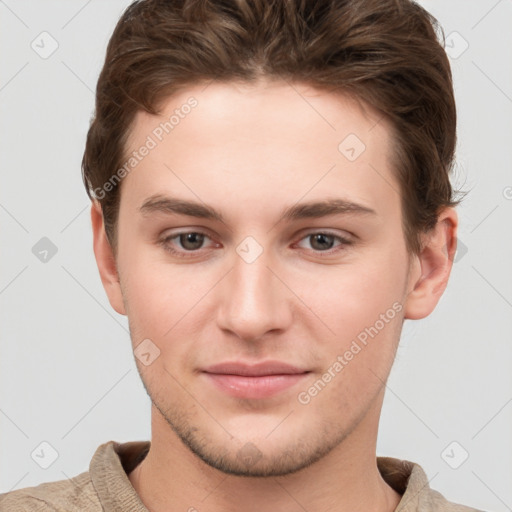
top-left (91, 79), bottom-right (457, 512)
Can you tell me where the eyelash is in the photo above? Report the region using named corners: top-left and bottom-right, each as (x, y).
top-left (158, 230), bottom-right (354, 259)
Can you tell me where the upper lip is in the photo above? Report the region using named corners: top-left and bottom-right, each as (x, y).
top-left (202, 361), bottom-right (309, 377)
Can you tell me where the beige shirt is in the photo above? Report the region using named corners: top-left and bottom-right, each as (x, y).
top-left (0, 441), bottom-right (483, 511)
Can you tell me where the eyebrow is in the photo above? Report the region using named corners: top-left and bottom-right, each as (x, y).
top-left (139, 194), bottom-right (377, 223)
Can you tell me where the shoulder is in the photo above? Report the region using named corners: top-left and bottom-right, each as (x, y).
top-left (0, 471), bottom-right (101, 512)
top-left (377, 456), bottom-right (485, 512)
top-left (406, 461), bottom-right (485, 512)
top-left (421, 487), bottom-right (486, 512)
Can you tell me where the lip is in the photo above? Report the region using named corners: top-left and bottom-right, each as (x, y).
top-left (201, 361), bottom-right (310, 399)
top-left (202, 360), bottom-right (308, 376)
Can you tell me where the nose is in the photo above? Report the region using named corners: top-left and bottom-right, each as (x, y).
top-left (216, 245), bottom-right (293, 343)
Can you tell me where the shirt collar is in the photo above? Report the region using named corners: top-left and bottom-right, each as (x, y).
top-left (91, 441), bottom-right (431, 512)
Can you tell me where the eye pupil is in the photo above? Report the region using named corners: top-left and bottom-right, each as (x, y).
top-left (180, 233), bottom-right (204, 250)
top-left (311, 233), bottom-right (334, 251)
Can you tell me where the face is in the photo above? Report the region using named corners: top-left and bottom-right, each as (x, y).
top-left (97, 80), bottom-right (431, 477)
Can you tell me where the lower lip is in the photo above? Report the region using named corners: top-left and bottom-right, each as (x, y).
top-left (203, 372), bottom-right (309, 399)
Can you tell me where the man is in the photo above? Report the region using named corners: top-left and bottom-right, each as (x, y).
top-left (0, 0), bottom-right (483, 510)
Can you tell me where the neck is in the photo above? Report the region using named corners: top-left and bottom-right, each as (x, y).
top-left (128, 404), bottom-right (402, 512)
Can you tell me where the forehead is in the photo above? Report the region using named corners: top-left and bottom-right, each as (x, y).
top-left (121, 80), bottom-right (399, 222)
top-left (129, 79), bottom-right (390, 149)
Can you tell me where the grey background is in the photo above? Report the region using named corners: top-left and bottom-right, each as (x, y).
top-left (0, 1), bottom-right (511, 510)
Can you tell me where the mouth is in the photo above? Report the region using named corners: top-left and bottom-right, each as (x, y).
top-left (201, 360), bottom-right (311, 399)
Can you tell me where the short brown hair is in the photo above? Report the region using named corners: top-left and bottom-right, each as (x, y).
top-left (82, 0), bottom-right (462, 256)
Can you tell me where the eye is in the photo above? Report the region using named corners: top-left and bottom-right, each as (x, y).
top-left (159, 230), bottom-right (216, 258)
top-left (295, 231), bottom-right (353, 255)
top-left (158, 229), bottom-right (354, 259)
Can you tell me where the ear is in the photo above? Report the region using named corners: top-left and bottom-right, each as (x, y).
top-left (90, 201), bottom-right (126, 316)
top-left (403, 207), bottom-right (458, 320)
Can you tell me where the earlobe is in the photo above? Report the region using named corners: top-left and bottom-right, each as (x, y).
top-left (90, 202), bottom-right (126, 316)
top-left (403, 207), bottom-right (458, 320)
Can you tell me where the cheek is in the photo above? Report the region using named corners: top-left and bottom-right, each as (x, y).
top-left (119, 218), bottom-right (407, 344)
top-left (306, 252), bottom-right (407, 341)
top-left (118, 233), bottom-right (186, 312)
top-left (299, 293), bottom-right (403, 418)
